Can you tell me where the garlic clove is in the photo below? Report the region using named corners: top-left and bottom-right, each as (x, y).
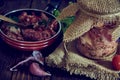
top-left (29, 62), bottom-right (51, 76)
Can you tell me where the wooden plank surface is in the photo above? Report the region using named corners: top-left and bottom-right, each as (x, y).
top-left (0, 0), bottom-right (94, 80)
top-left (0, 0), bottom-right (32, 14)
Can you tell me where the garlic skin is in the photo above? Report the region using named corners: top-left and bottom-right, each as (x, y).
top-left (29, 62), bottom-right (51, 76)
top-left (10, 50), bottom-right (44, 71)
top-left (10, 51), bottom-right (51, 77)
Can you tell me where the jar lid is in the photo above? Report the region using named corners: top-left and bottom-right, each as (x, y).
top-left (77, 0), bottom-right (120, 20)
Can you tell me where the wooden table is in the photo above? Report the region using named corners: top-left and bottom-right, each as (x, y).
top-left (0, 0), bottom-right (94, 80)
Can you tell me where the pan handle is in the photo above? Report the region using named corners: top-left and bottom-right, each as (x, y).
top-left (44, 0), bottom-right (61, 13)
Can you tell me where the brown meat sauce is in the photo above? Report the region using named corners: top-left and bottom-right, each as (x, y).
top-left (1, 12), bottom-right (58, 41)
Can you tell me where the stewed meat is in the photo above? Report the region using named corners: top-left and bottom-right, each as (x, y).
top-left (1, 11), bottom-right (58, 41)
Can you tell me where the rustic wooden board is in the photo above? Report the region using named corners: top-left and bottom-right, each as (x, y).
top-left (0, 0), bottom-right (32, 14)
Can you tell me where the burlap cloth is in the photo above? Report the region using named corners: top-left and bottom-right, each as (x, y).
top-left (46, 41), bottom-right (120, 80)
top-left (45, 0), bottom-right (120, 80)
top-left (57, 0), bottom-right (120, 42)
